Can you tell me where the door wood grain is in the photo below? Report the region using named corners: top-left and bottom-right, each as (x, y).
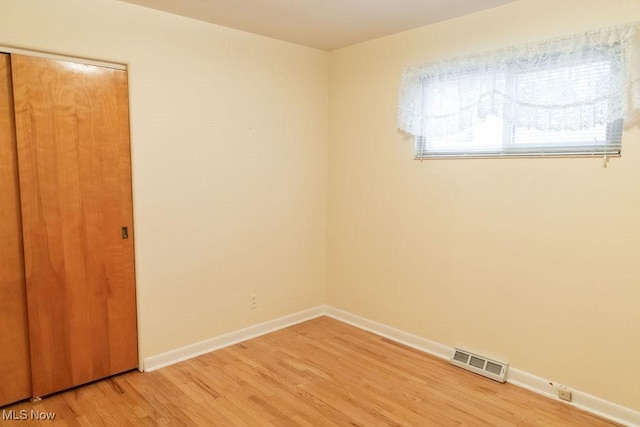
top-left (11, 54), bottom-right (138, 397)
top-left (0, 53), bottom-right (32, 407)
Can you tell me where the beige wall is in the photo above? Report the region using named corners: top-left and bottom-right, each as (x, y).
top-left (0, 0), bottom-right (328, 363)
top-left (328, 0), bottom-right (640, 411)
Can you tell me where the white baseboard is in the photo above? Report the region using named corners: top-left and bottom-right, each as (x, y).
top-left (325, 306), bottom-right (640, 427)
top-left (143, 306), bottom-right (325, 372)
top-left (508, 369), bottom-right (639, 427)
top-left (143, 304), bottom-right (639, 426)
top-left (323, 306), bottom-right (452, 360)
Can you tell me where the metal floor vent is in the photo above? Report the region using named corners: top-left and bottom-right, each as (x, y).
top-left (450, 348), bottom-right (508, 383)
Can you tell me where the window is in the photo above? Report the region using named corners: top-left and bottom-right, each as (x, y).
top-left (398, 23), bottom-right (639, 159)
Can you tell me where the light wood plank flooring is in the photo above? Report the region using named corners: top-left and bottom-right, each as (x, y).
top-left (2, 316), bottom-right (618, 426)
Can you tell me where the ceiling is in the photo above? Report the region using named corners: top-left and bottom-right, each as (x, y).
top-left (117, 0), bottom-right (520, 51)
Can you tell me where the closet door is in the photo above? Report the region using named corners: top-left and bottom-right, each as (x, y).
top-left (0, 54), bottom-right (32, 407)
top-left (11, 54), bottom-right (138, 397)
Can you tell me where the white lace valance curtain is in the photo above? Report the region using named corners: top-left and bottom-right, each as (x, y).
top-left (397, 22), bottom-right (640, 139)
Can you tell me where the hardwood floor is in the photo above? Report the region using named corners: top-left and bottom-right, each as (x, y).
top-left (2, 317), bottom-right (617, 426)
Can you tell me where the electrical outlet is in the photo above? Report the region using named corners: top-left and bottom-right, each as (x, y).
top-left (558, 387), bottom-right (572, 402)
top-left (250, 294), bottom-right (257, 310)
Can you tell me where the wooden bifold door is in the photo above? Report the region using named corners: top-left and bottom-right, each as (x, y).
top-left (0, 53), bottom-right (138, 405)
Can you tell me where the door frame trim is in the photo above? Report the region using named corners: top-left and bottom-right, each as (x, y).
top-left (0, 45), bottom-right (125, 70)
